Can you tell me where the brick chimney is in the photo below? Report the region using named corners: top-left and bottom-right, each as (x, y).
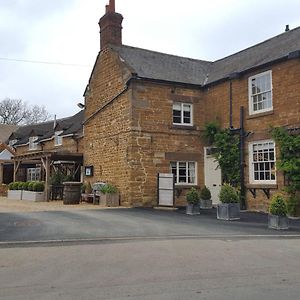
top-left (99, 0), bottom-right (123, 50)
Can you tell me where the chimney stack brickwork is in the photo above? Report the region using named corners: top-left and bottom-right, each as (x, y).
top-left (99, 0), bottom-right (123, 50)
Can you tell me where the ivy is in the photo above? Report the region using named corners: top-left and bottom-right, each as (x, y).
top-left (271, 127), bottom-right (300, 216)
top-left (203, 122), bottom-right (240, 187)
top-left (271, 127), bottom-right (300, 194)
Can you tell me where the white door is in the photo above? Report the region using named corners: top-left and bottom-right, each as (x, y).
top-left (204, 147), bottom-right (222, 205)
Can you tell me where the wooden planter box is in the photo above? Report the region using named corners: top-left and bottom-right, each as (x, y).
top-left (268, 214), bottom-right (289, 230)
top-left (200, 199), bottom-right (212, 209)
top-left (22, 191), bottom-right (45, 202)
top-left (217, 203), bottom-right (240, 220)
top-left (7, 190), bottom-right (22, 200)
top-left (99, 192), bottom-right (120, 207)
top-left (186, 203), bottom-right (200, 215)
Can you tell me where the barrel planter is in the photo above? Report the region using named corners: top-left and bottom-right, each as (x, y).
top-left (63, 182), bottom-right (81, 205)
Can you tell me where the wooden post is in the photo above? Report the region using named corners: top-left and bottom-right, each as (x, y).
top-left (45, 157), bottom-right (50, 201)
top-left (0, 162), bottom-right (3, 184)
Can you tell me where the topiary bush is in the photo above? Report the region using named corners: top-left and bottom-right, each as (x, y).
top-left (269, 194), bottom-right (287, 217)
top-left (219, 184), bottom-right (239, 203)
top-left (8, 182), bottom-right (15, 190)
top-left (200, 186), bottom-right (211, 200)
top-left (33, 181), bottom-right (45, 192)
top-left (28, 182), bottom-right (35, 191)
top-left (186, 187), bottom-right (200, 204)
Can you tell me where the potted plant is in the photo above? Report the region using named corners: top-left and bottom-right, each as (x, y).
top-left (217, 184), bottom-right (240, 220)
top-left (186, 187), bottom-right (200, 215)
top-left (99, 183), bottom-right (119, 207)
top-left (22, 181), bottom-right (45, 202)
top-left (200, 186), bottom-right (212, 209)
top-left (7, 182), bottom-right (23, 200)
top-left (81, 182), bottom-right (93, 203)
top-left (268, 194), bottom-right (289, 230)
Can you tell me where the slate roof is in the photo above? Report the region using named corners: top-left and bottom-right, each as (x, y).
top-left (8, 110), bottom-right (84, 147)
top-left (0, 124), bottom-right (18, 143)
top-left (110, 26), bottom-right (300, 86)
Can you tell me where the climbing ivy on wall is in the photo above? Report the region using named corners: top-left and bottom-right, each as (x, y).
top-left (203, 122), bottom-right (240, 187)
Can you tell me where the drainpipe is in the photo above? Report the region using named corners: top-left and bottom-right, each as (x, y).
top-left (239, 106), bottom-right (246, 210)
top-left (229, 80), bottom-right (233, 128)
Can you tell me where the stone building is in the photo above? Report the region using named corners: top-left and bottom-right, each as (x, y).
top-left (2, 111), bottom-right (84, 198)
top-left (84, 1), bottom-right (299, 210)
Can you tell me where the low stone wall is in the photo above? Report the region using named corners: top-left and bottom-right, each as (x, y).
top-left (0, 184), bottom-right (8, 197)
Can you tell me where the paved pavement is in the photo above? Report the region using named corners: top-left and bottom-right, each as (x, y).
top-left (1, 208), bottom-right (300, 244)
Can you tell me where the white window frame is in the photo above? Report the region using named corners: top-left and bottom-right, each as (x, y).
top-left (29, 136), bottom-right (38, 150)
top-left (248, 140), bottom-right (276, 184)
top-left (248, 70), bottom-right (273, 115)
top-left (172, 102), bottom-right (193, 126)
top-left (170, 161), bottom-right (197, 185)
top-left (27, 167), bottom-right (41, 181)
top-left (54, 131), bottom-right (63, 146)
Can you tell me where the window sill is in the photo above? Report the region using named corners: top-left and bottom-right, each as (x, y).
top-left (246, 184), bottom-right (277, 189)
top-left (171, 125), bottom-right (196, 130)
top-left (247, 110), bottom-right (274, 119)
top-left (175, 185), bottom-right (199, 189)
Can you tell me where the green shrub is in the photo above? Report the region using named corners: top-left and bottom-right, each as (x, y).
top-left (81, 183), bottom-right (86, 193)
top-left (219, 184), bottom-right (239, 203)
top-left (200, 186), bottom-right (211, 200)
top-left (269, 194), bottom-right (287, 217)
top-left (50, 171), bottom-right (65, 185)
top-left (22, 182), bottom-right (30, 190)
top-left (186, 187), bottom-right (200, 204)
top-left (286, 194), bottom-right (300, 217)
top-left (33, 181), bottom-right (45, 192)
top-left (28, 182), bottom-right (35, 191)
top-left (15, 182), bottom-right (23, 190)
top-left (100, 183), bottom-right (118, 194)
top-left (8, 182), bottom-right (16, 190)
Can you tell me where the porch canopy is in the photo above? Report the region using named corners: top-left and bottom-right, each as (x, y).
top-left (12, 151), bottom-right (83, 200)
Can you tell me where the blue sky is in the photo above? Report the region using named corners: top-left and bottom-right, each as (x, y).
top-left (0, 0), bottom-right (299, 119)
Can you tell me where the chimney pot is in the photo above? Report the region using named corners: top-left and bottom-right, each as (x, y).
top-left (285, 25), bottom-right (290, 32)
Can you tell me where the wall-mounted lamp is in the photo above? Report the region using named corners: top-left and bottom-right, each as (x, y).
top-left (77, 103), bottom-right (85, 109)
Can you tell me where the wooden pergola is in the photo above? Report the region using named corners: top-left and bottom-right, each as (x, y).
top-left (13, 151), bottom-right (83, 200)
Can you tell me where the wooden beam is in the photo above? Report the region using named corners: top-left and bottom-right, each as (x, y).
top-left (0, 162), bottom-right (3, 184)
top-left (45, 157), bottom-right (50, 201)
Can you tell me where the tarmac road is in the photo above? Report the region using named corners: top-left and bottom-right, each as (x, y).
top-left (0, 208), bottom-right (300, 244)
top-left (0, 238), bottom-right (300, 300)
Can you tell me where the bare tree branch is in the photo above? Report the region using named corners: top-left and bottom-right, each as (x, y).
top-left (0, 98), bottom-right (51, 125)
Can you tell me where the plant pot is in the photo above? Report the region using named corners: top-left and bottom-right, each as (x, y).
top-left (186, 203), bottom-right (200, 215)
top-left (22, 191), bottom-right (45, 202)
top-left (268, 214), bottom-right (289, 230)
top-left (63, 182), bottom-right (81, 205)
top-left (7, 190), bottom-right (22, 200)
top-left (217, 203), bottom-right (240, 220)
top-left (99, 192), bottom-right (120, 207)
top-left (200, 199), bottom-right (212, 209)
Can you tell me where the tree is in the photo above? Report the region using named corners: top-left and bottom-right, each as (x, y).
top-left (0, 98), bottom-right (51, 125)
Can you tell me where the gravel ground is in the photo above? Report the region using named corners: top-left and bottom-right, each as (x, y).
top-left (0, 196), bottom-right (125, 212)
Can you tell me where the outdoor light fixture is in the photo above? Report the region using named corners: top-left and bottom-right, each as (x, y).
top-left (77, 103), bottom-right (85, 109)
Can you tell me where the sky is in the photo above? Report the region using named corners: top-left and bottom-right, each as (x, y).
top-left (0, 0), bottom-right (299, 119)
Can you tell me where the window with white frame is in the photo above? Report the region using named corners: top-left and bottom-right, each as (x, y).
top-left (54, 131), bottom-right (63, 146)
top-left (29, 136), bottom-right (38, 150)
top-left (170, 161), bottom-right (196, 185)
top-left (249, 140), bottom-right (276, 184)
top-left (27, 167), bottom-right (41, 181)
top-left (172, 102), bottom-right (193, 125)
top-left (248, 70), bottom-right (272, 115)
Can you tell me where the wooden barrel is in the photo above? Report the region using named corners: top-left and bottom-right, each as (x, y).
top-left (63, 182), bottom-right (81, 205)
